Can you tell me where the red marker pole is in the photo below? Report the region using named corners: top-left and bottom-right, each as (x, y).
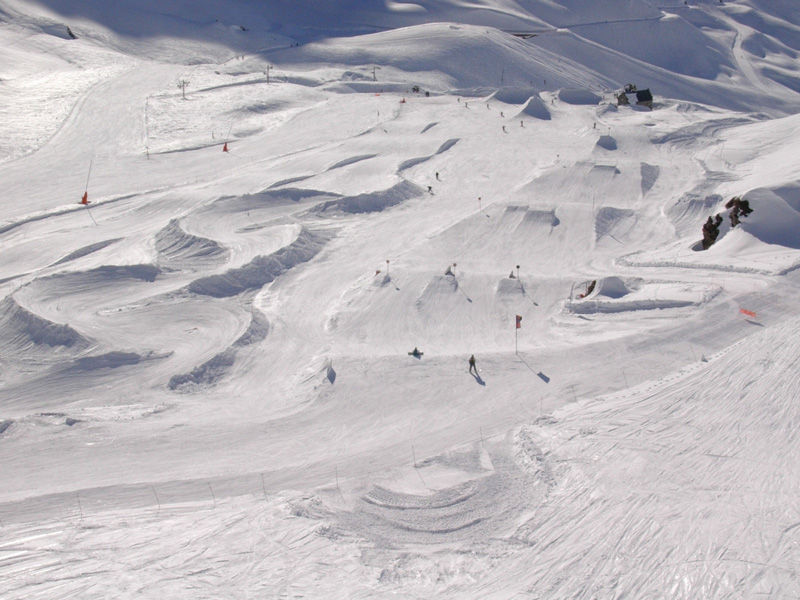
top-left (80, 159), bottom-right (97, 225)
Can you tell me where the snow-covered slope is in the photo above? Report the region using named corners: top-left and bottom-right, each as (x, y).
top-left (1, 0), bottom-right (800, 597)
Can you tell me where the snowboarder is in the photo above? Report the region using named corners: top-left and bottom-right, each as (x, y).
top-left (468, 354), bottom-right (477, 375)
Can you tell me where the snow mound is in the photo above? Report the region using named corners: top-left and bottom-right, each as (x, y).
top-left (595, 135), bottom-right (617, 150)
top-left (594, 276), bottom-right (635, 299)
top-left (187, 228), bottom-right (328, 298)
top-left (496, 277), bottom-right (524, 296)
top-left (557, 89), bottom-right (602, 105)
top-left (414, 274), bottom-right (470, 324)
top-left (312, 180), bottom-right (423, 214)
top-left (417, 273), bottom-right (459, 305)
top-left (155, 219), bottom-right (229, 271)
top-left (733, 187), bottom-right (800, 249)
top-left (567, 278), bottom-right (716, 314)
top-left (595, 207), bottom-right (637, 243)
top-left (517, 95), bottom-right (551, 120)
top-left (0, 296), bottom-right (90, 356)
top-left (640, 163), bottom-right (660, 195)
top-left (490, 87), bottom-right (538, 105)
top-left (507, 205), bottom-right (560, 231)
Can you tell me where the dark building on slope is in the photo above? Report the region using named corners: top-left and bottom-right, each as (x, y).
top-left (616, 85), bottom-right (653, 109)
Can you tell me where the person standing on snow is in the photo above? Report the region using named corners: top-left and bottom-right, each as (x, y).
top-left (468, 354), bottom-right (477, 375)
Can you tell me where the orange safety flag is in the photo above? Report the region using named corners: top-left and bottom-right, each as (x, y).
top-left (516, 315), bottom-right (522, 329)
top-left (80, 191), bottom-right (89, 205)
top-left (739, 308), bottom-right (756, 318)
top-left (222, 142), bottom-right (229, 152)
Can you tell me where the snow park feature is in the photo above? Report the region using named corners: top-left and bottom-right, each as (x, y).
top-left (2, 0), bottom-right (800, 597)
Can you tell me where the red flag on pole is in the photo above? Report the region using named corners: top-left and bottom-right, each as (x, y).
top-left (739, 308), bottom-right (756, 318)
top-left (516, 315), bottom-right (522, 329)
top-left (222, 142), bottom-right (229, 152)
top-left (80, 191), bottom-right (89, 205)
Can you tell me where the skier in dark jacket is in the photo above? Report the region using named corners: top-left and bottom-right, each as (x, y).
top-left (468, 354), bottom-right (477, 375)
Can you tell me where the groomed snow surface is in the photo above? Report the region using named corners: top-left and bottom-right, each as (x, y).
top-left (2, 0), bottom-right (800, 597)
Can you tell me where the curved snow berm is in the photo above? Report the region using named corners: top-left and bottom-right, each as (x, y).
top-left (69, 350), bottom-right (170, 372)
top-left (50, 238), bottom-right (122, 267)
top-left (155, 219), bottom-right (229, 271)
top-left (0, 296), bottom-right (91, 356)
top-left (168, 309), bottom-right (269, 391)
top-left (187, 228), bottom-right (328, 298)
top-left (168, 348), bottom-right (237, 392)
top-left (398, 139), bottom-right (459, 172)
top-left (311, 180), bottom-right (423, 215)
top-left (217, 187), bottom-right (337, 209)
top-left (43, 265), bottom-right (160, 292)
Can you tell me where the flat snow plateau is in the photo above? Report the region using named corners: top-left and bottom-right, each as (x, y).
top-left (1, 0), bottom-right (800, 597)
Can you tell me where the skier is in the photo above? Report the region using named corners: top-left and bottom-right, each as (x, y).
top-left (468, 354), bottom-right (477, 375)
top-left (409, 347), bottom-right (423, 358)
